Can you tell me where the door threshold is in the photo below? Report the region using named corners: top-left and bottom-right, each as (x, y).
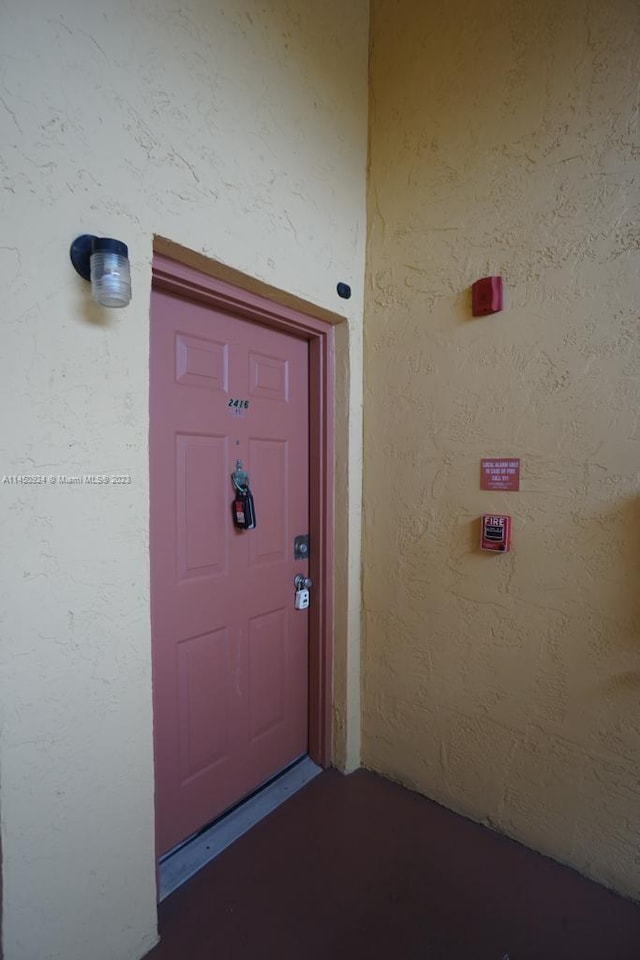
top-left (158, 756), bottom-right (322, 901)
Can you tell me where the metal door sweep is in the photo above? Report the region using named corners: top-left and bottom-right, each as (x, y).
top-left (158, 756), bottom-right (322, 900)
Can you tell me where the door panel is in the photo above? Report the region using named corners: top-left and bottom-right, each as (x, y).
top-left (177, 627), bottom-right (230, 780)
top-left (248, 608), bottom-right (287, 741)
top-left (151, 288), bottom-right (309, 857)
top-left (249, 438), bottom-right (288, 565)
top-left (176, 433), bottom-right (228, 579)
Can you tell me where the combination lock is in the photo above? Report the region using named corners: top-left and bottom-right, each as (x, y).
top-left (294, 588), bottom-right (310, 610)
top-left (294, 574), bottom-right (312, 611)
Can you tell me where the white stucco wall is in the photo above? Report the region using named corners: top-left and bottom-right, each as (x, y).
top-left (0, 3), bottom-right (369, 958)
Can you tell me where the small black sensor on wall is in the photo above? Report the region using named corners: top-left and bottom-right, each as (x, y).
top-left (337, 282), bottom-right (351, 299)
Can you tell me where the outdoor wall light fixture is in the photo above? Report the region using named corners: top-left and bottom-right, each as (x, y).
top-left (70, 235), bottom-right (132, 308)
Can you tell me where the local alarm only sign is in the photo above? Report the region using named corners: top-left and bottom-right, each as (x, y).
top-left (481, 458), bottom-right (520, 492)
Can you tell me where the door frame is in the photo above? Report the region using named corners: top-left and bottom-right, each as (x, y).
top-left (151, 252), bottom-right (335, 766)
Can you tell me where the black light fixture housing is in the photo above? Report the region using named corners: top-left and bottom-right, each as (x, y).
top-left (70, 234), bottom-right (132, 308)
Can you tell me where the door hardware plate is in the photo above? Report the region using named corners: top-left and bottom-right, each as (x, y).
top-left (293, 534), bottom-right (309, 560)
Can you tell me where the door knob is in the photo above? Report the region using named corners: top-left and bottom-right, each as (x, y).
top-left (294, 574), bottom-right (312, 591)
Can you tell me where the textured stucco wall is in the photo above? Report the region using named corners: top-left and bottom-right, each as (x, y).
top-left (0, 2), bottom-right (368, 958)
top-left (365, 0), bottom-right (640, 898)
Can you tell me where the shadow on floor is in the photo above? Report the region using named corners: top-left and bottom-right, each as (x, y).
top-left (146, 768), bottom-right (640, 960)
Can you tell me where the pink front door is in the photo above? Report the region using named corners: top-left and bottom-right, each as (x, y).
top-left (150, 284), bottom-right (310, 857)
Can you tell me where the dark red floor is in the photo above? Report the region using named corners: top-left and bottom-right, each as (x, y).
top-left (147, 768), bottom-right (640, 959)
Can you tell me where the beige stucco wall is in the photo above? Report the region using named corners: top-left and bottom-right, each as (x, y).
top-left (365, 0), bottom-right (640, 899)
top-left (0, 2), bottom-right (368, 958)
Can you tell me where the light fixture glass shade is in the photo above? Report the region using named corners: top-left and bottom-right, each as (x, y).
top-left (90, 238), bottom-right (131, 307)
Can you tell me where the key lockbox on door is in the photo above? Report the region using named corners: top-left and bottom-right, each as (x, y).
top-left (231, 460), bottom-right (256, 530)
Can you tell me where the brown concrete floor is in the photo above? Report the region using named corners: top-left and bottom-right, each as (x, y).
top-left (146, 768), bottom-right (640, 959)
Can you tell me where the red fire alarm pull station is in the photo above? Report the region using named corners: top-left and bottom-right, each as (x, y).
top-left (481, 515), bottom-right (511, 552)
top-left (472, 276), bottom-right (503, 316)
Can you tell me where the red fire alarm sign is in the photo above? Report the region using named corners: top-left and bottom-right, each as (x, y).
top-left (481, 515), bottom-right (511, 553)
